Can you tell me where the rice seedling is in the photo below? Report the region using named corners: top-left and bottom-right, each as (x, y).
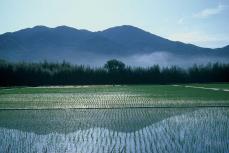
top-left (0, 85), bottom-right (229, 109)
top-left (0, 108), bottom-right (228, 153)
top-left (0, 84), bottom-right (229, 152)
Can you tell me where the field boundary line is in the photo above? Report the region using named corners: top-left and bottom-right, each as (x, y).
top-left (172, 85), bottom-right (229, 92)
top-left (1, 105), bottom-right (229, 110)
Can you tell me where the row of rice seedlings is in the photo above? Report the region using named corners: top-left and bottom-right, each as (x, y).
top-left (0, 108), bottom-right (229, 153)
top-left (1, 91), bottom-right (228, 109)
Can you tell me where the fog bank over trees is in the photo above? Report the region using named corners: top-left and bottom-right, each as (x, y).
top-left (0, 59), bottom-right (229, 86)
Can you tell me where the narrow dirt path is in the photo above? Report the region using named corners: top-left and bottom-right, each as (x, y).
top-left (172, 85), bottom-right (229, 92)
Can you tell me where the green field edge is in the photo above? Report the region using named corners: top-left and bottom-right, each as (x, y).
top-left (1, 105), bottom-right (229, 110)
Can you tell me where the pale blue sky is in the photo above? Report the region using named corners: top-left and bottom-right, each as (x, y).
top-left (1, 0), bottom-right (229, 48)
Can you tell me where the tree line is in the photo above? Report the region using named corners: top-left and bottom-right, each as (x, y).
top-left (0, 59), bottom-right (229, 86)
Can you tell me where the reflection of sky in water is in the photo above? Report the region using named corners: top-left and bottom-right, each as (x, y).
top-left (0, 108), bottom-right (229, 153)
top-left (0, 108), bottom-right (194, 133)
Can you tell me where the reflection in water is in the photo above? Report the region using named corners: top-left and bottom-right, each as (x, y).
top-left (0, 108), bottom-right (229, 153)
top-left (0, 108), bottom-right (195, 133)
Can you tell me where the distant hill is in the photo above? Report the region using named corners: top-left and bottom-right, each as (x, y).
top-left (0, 25), bottom-right (228, 66)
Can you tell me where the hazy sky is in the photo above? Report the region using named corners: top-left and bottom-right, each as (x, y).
top-left (1, 0), bottom-right (229, 48)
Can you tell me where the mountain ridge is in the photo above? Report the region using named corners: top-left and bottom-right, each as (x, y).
top-left (0, 25), bottom-right (228, 66)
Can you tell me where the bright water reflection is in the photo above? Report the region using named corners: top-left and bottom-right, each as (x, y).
top-left (0, 108), bottom-right (229, 153)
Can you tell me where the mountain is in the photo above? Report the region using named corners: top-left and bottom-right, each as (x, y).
top-left (100, 26), bottom-right (196, 54)
top-left (0, 25), bottom-right (228, 66)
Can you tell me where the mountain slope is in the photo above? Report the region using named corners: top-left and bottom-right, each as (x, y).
top-left (99, 25), bottom-right (213, 55)
top-left (0, 25), bottom-right (228, 66)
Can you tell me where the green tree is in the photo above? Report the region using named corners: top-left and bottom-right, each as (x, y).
top-left (104, 59), bottom-right (125, 73)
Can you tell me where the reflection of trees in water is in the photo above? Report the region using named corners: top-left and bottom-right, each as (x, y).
top-left (0, 108), bottom-right (195, 134)
top-left (0, 108), bottom-right (229, 153)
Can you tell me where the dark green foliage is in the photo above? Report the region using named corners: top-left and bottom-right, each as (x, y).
top-left (0, 60), bottom-right (228, 86)
top-left (104, 59), bottom-right (125, 72)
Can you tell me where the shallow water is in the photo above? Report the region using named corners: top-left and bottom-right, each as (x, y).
top-left (0, 108), bottom-right (229, 153)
